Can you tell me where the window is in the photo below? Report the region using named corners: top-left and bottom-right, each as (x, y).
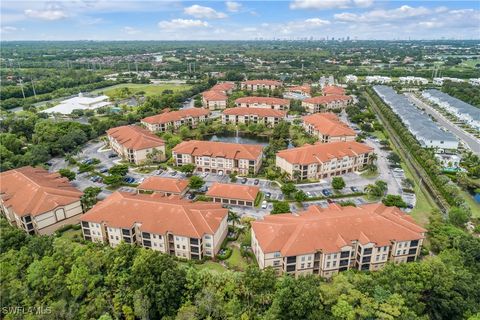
top-left (326, 262), bottom-right (330, 268)
top-left (301, 257), bottom-right (305, 262)
top-left (333, 261), bottom-right (337, 267)
top-left (301, 263), bottom-right (304, 269)
top-left (308, 256), bottom-right (312, 261)
top-left (333, 254), bottom-right (337, 259)
top-left (115, 236), bottom-right (119, 240)
top-left (177, 245), bottom-right (180, 249)
top-left (382, 254), bottom-right (387, 260)
top-left (273, 252), bottom-right (281, 258)
top-left (182, 245), bottom-right (186, 250)
top-left (410, 240), bottom-right (419, 247)
top-left (307, 263), bottom-right (311, 268)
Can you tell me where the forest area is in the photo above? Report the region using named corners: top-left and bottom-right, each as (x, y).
top-left (0, 209), bottom-right (479, 320)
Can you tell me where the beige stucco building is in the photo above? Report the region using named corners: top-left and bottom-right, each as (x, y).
top-left (202, 90), bottom-right (228, 110)
top-left (235, 96), bottom-right (290, 111)
top-left (81, 192), bottom-right (228, 260)
top-left (0, 166), bottom-right (83, 235)
top-left (222, 107), bottom-right (286, 127)
top-left (302, 95), bottom-right (352, 113)
top-left (172, 140), bottom-right (264, 175)
top-left (107, 125), bottom-right (166, 165)
top-left (275, 141), bottom-right (373, 180)
top-left (251, 203), bottom-right (426, 278)
top-left (141, 108), bottom-right (209, 133)
top-left (240, 80), bottom-right (283, 91)
top-left (302, 113), bottom-right (356, 143)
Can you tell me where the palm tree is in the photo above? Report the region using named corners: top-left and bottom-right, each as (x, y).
top-left (368, 153), bottom-right (378, 164)
top-left (228, 211), bottom-right (240, 229)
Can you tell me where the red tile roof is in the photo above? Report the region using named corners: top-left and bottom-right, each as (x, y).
top-left (137, 177), bottom-right (189, 194)
top-left (323, 85), bottom-right (346, 96)
top-left (142, 108), bottom-right (209, 125)
top-left (223, 107), bottom-right (286, 118)
top-left (202, 90), bottom-right (227, 101)
top-left (276, 141), bottom-right (373, 165)
top-left (242, 79), bottom-right (283, 86)
top-left (252, 203), bottom-right (426, 255)
top-left (81, 192), bottom-right (227, 238)
top-left (303, 95), bottom-right (352, 105)
top-left (173, 140), bottom-right (263, 161)
top-left (0, 166), bottom-right (82, 217)
top-left (302, 113), bottom-right (356, 137)
top-left (235, 96), bottom-right (289, 105)
top-left (206, 183), bottom-right (259, 202)
top-left (107, 125), bottom-right (165, 150)
top-left (211, 82), bottom-right (235, 92)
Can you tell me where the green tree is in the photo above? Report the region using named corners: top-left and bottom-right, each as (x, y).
top-left (58, 168), bottom-right (76, 181)
top-left (281, 183), bottom-right (297, 198)
top-left (104, 174), bottom-right (123, 186)
top-left (271, 201), bottom-right (290, 214)
top-left (448, 207), bottom-right (471, 227)
top-left (81, 186), bottom-right (102, 210)
top-left (294, 190), bottom-right (307, 202)
top-left (178, 163), bottom-right (195, 176)
top-left (382, 194), bottom-right (407, 208)
top-left (189, 176), bottom-right (205, 189)
top-left (332, 177), bottom-right (346, 190)
top-left (109, 164), bottom-right (129, 176)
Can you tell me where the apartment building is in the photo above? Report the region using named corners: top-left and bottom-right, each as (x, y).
top-left (235, 97), bottom-right (290, 111)
top-left (241, 79), bottom-right (283, 91)
top-left (322, 85), bottom-right (345, 96)
top-left (210, 82), bottom-right (236, 94)
top-left (302, 113), bottom-right (356, 143)
top-left (202, 90), bottom-right (228, 110)
top-left (81, 192), bottom-right (228, 259)
top-left (141, 108), bottom-right (209, 133)
top-left (222, 107), bottom-right (286, 127)
top-left (276, 141), bottom-right (373, 180)
top-left (251, 203), bottom-right (426, 278)
top-left (302, 95), bottom-right (352, 113)
top-left (137, 177), bottom-right (189, 196)
top-left (172, 140), bottom-right (263, 175)
top-left (107, 125), bottom-right (166, 165)
top-left (206, 183), bottom-right (260, 207)
top-left (0, 166), bottom-right (83, 235)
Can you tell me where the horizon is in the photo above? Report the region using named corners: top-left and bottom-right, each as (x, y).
top-left (1, 1), bottom-right (479, 41)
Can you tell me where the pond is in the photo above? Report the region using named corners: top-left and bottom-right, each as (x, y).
top-left (206, 131), bottom-right (270, 146)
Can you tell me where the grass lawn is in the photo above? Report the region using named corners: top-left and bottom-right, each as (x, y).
top-left (60, 229), bottom-right (83, 241)
top-left (372, 130), bottom-right (387, 140)
top-left (195, 261), bottom-right (227, 273)
top-left (459, 190), bottom-right (480, 218)
top-left (92, 83), bottom-right (192, 99)
top-left (225, 247), bottom-right (248, 271)
top-left (400, 162), bottom-right (434, 226)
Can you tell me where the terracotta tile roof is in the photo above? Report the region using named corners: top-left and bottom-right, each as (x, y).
top-left (303, 113), bottom-right (356, 137)
top-left (276, 141), bottom-right (373, 165)
top-left (107, 125), bottom-right (165, 150)
top-left (142, 108), bottom-right (209, 125)
top-left (202, 90), bottom-right (227, 101)
top-left (0, 166), bottom-right (82, 217)
top-left (223, 107), bottom-right (286, 118)
top-left (287, 85), bottom-right (311, 94)
top-left (81, 192), bottom-right (227, 238)
top-left (242, 79), bottom-right (283, 86)
top-left (137, 177), bottom-right (189, 194)
top-left (323, 85), bottom-right (346, 96)
top-left (235, 96), bottom-right (290, 105)
top-left (206, 183), bottom-right (259, 201)
top-left (252, 203), bottom-right (426, 255)
top-left (173, 140), bottom-right (263, 161)
top-left (211, 82), bottom-right (235, 92)
top-left (303, 95), bottom-right (352, 105)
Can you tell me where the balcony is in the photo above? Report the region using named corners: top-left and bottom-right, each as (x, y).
top-left (142, 232), bottom-right (151, 239)
top-left (286, 256), bottom-right (297, 264)
top-left (340, 251), bottom-right (350, 258)
top-left (81, 221), bottom-right (89, 228)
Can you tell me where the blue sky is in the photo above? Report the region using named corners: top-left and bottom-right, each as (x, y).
top-left (1, 1), bottom-right (479, 40)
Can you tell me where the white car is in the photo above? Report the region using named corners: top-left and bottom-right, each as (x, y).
top-left (261, 200), bottom-right (268, 209)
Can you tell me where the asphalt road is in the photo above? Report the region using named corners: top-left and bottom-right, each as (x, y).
top-left (405, 93), bottom-right (480, 155)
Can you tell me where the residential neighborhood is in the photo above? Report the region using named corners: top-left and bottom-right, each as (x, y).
top-left (1, 2), bottom-right (479, 318)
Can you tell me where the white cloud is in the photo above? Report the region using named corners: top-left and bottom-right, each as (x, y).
top-left (290, 0), bottom-right (372, 10)
top-left (226, 1), bottom-right (241, 12)
top-left (304, 18), bottom-right (331, 26)
top-left (280, 18), bottom-right (331, 34)
top-left (24, 3), bottom-right (68, 21)
top-left (158, 19), bottom-right (209, 29)
top-left (122, 26), bottom-right (139, 35)
top-left (0, 26), bottom-right (18, 34)
top-left (184, 5), bottom-right (227, 19)
top-left (334, 5), bottom-right (431, 22)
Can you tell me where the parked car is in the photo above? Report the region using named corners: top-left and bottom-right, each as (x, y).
top-left (350, 186), bottom-right (359, 192)
top-left (261, 200), bottom-right (268, 209)
top-left (264, 192), bottom-right (271, 199)
top-left (123, 176), bottom-right (135, 184)
top-left (254, 179), bottom-right (259, 185)
top-left (187, 193), bottom-right (196, 200)
top-left (322, 189), bottom-right (332, 196)
top-left (201, 172), bottom-right (209, 178)
top-left (108, 153), bottom-right (118, 158)
top-left (83, 159), bottom-right (93, 165)
top-left (156, 169), bottom-right (163, 175)
top-left (170, 171), bottom-right (177, 176)
top-left (306, 191), bottom-right (313, 197)
top-left (198, 186), bottom-right (209, 193)
top-left (218, 170), bottom-right (224, 176)
top-left (45, 162), bottom-right (53, 167)
top-left (99, 167), bottom-right (108, 173)
top-left (241, 177), bottom-right (248, 184)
